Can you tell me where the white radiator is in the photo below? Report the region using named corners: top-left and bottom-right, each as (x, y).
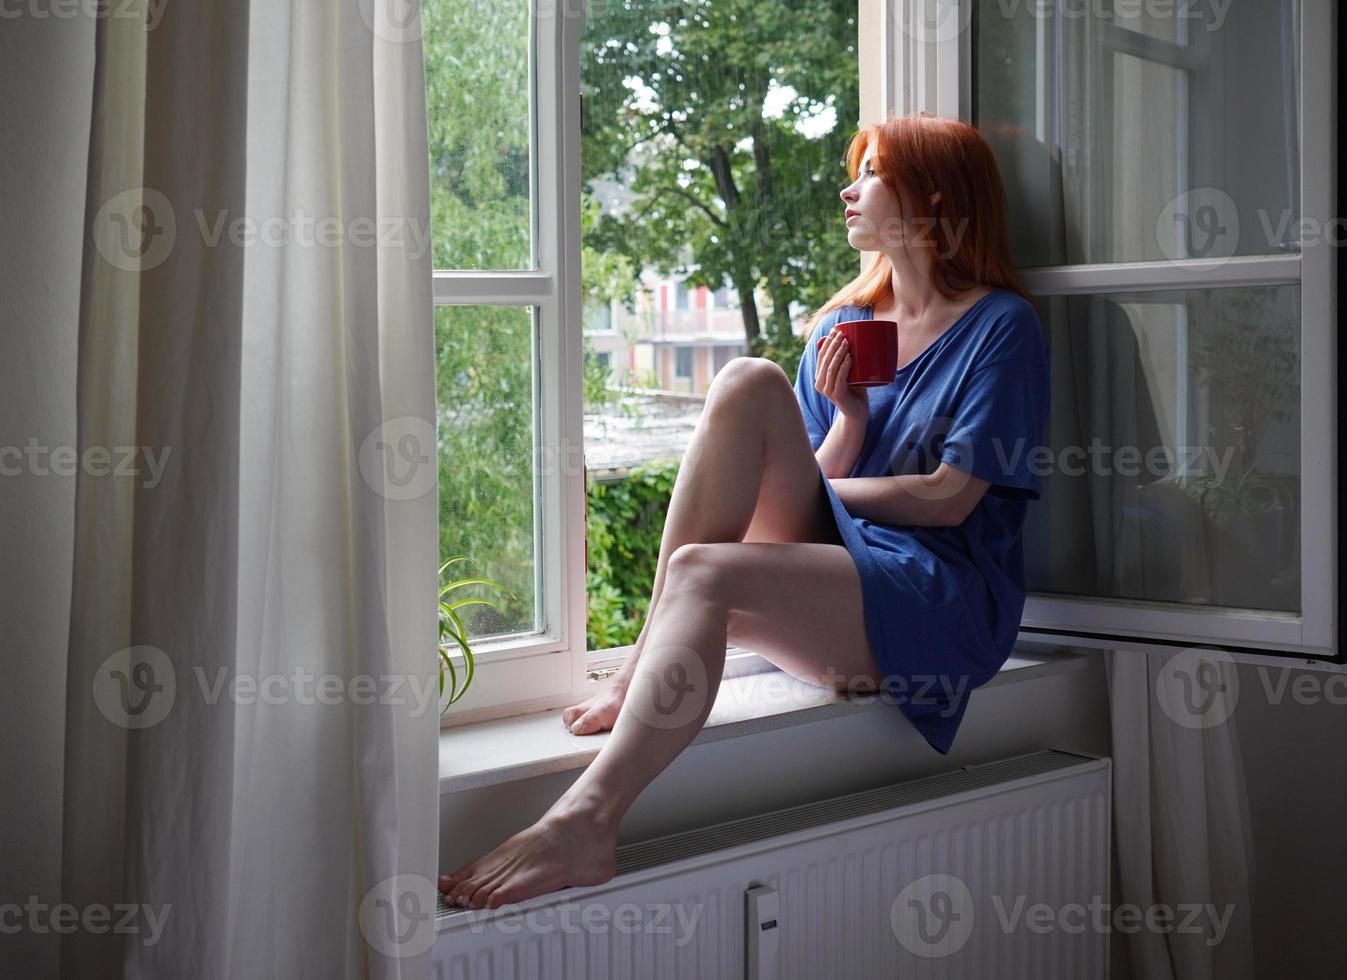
top-left (435, 750), bottom-right (1111, 979)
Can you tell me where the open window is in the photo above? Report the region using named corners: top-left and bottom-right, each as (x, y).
top-left (883, 0), bottom-right (1339, 661)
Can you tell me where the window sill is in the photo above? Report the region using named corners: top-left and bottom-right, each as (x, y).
top-left (439, 642), bottom-right (1091, 796)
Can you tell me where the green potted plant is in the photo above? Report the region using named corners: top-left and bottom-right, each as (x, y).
top-left (438, 556), bottom-right (515, 711)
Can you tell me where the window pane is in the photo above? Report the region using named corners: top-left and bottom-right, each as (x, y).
top-left (423, 0), bottom-right (535, 270)
top-left (675, 346), bottom-right (693, 378)
top-left (437, 305), bottom-right (539, 640)
top-left (974, 0), bottom-right (1301, 266)
top-left (1025, 285), bottom-right (1301, 614)
top-left (579, 1), bottom-right (859, 647)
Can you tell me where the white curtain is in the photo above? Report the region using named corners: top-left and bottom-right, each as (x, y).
top-left (1106, 651), bottom-right (1256, 980)
top-left (62, 2), bottom-right (438, 977)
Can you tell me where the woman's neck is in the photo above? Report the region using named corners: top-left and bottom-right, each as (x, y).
top-left (873, 279), bottom-right (989, 325)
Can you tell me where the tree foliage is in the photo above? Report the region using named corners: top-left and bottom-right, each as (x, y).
top-left (581, 0), bottom-right (861, 360)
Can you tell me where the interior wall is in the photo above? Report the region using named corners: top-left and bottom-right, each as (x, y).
top-left (1234, 661), bottom-right (1347, 980)
top-left (0, 11), bottom-right (94, 979)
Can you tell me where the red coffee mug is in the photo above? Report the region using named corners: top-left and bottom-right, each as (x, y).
top-left (817, 319), bottom-right (898, 387)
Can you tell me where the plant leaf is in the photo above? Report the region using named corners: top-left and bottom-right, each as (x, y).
top-left (440, 576), bottom-right (516, 600)
top-left (438, 555), bottom-right (476, 577)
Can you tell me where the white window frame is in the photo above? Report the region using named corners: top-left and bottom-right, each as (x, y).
top-left (436, 7), bottom-right (588, 724)
top-left (886, 0), bottom-right (1340, 665)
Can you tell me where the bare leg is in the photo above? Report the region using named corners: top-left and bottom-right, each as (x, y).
top-left (440, 362), bottom-right (877, 910)
top-left (438, 539), bottom-right (879, 910)
top-left (561, 358), bottom-right (841, 734)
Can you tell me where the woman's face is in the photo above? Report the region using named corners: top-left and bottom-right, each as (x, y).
top-left (839, 146), bottom-right (911, 254)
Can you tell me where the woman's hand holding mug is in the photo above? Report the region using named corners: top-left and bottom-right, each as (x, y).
top-left (814, 330), bottom-right (870, 421)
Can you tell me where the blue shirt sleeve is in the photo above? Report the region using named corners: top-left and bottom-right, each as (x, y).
top-left (939, 309), bottom-right (1050, 500)
top-left (793, 309), bottom-right (841, 451)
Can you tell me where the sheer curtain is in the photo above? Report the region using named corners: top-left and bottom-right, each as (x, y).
top-left (975, 1), bottom-right (1308, 976)
top-left (62, 2), bottom-right (438, 977)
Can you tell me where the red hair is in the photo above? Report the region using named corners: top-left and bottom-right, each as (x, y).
top-left (805, 113), bottom-right (1030, 336)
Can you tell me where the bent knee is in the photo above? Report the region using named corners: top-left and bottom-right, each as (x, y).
top-left (665, 543), bottom-right (731, 596)
top-left (709, 356), bottom-right (789, 398)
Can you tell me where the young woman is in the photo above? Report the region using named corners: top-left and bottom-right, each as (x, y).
top-left (439, 113), bottom-right (1049, 911)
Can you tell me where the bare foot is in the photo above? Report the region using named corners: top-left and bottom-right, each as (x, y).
top-left (560, 671), bottom-right (631, 735)
top-left (438, 808), bottom-right (619, 910)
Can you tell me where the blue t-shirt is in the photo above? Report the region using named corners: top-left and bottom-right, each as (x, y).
top-left (793, 289), bottom-right (1050, 753)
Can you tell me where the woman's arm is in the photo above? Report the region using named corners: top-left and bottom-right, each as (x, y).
top-left (830, 463), bottom-right (991, 527)
top-left (815, 412), bottom-right (866, 479)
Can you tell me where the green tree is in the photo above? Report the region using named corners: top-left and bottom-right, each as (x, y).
top-left (580, 0), bottom-right (860, 374)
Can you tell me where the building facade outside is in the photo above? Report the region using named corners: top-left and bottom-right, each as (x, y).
top-left (584, 268), bottom-right (753, 394)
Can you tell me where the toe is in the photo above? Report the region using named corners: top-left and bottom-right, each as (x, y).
top-left (570, 709), bottom-right (604, 735)
top-left (442, 869), bottom-right (473, 901)
top-left (481, 879), bottom-right (520, 911)
top-left (456, 855), bottom-right (516, 908)
top-left (465, 878), bottom-right (499, 909)
top-left (467, 865), bottom-right (515, 909)
top-left (448, 876), bottom-right (477, 906)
